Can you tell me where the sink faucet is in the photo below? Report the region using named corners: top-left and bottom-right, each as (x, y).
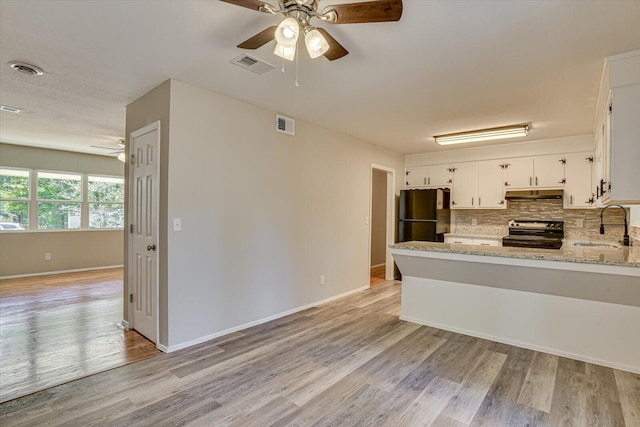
top-left (599, 204), bottom-right (630, 246)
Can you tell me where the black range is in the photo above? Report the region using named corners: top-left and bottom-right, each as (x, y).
top-left (502, 219), bottom-right (564, 249)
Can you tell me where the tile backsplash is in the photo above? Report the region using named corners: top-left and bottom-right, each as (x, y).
top-left (452, 200), bottom-right (630, 242)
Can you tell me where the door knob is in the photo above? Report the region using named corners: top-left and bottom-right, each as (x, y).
top-left (147, 244), bottom-right (156, 251)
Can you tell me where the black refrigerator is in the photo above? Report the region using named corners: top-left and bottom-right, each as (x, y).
top-left (398, 189), bottom-right (450, 242)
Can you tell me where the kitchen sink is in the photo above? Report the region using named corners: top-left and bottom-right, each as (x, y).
top-left (573, 242), bottom-right (619, 248)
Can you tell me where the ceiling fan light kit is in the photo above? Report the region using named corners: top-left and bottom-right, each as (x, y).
top-left (434, 124), bottom-right (530, 145)
top-left (222, 0), bottom-right (403, 62)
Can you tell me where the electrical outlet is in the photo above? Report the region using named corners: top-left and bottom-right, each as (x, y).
top-left (576, 218), bottom-right (584, 228)
top-left (320, 275), bottom-right (325, 286)
top-left (472, 218), bottom-right (478, 226)
top-left (44, 253), bottom-right (52, 261)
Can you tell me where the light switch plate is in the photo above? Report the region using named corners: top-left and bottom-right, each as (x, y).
top-left (173, 218), bottom-right (182, 232)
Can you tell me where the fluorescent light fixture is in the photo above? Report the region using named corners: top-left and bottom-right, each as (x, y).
top-left (0, 105), bottom-right (22, 113)
top-left (274, 42), bottom-right (296, 61)
top-left (434, 124), bottom-right (530, 145)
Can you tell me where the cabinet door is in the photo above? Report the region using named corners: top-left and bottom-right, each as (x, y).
top-left (608, 84), bottom-right (640, 203)
top-left (451, 163), bottom-right (477, 209)
top-left (444, 236), bottom-right (473, 245)
top-left (564, 152), bottom-right (595, 208)
top-left (405, 166), bottom-right (427, 188)
top-left (503, 158), bottom-right (534, 188)
top-left (477, 160), bottom-right (506, 209)
top-left (427, 165), bottom-right (452, 187)
top-left (534, 155), bottom-right (566, 188)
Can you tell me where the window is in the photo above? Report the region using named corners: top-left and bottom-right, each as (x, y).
top-left (0, 168), bottom-right (125, 231)
top-left (0, 168), bottom-right (30, 229)
top-left (37, 172), bottom-right (82, 229)
top-left (88, 176), bottom-right (124, 229)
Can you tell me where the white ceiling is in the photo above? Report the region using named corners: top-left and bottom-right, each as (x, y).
top-left (1, 0), bottom-right (639, 156)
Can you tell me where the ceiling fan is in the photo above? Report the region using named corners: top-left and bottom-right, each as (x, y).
top-left (221, 0), bottom-right (403, 61)
top-left (91, 140), bottom-right (127, 162)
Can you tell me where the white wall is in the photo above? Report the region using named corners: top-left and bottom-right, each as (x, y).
top-left (159, 80), bottom-right (403, 348)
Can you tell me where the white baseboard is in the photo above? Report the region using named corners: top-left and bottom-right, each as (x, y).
top-left (156, 343), bottom-right (168, 353)
top-left (370, 263), bottom-right (386, 269)
top-left (165, 285), bottom-right (370, 353)
top-left (121, 320), bottom-right (130, 330)
top-left (0, 265), bottom-right (124, 280)
top-left (399, 314), bottom-right (640, 375)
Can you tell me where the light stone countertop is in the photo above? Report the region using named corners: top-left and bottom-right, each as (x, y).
top-left (390, 240), bottom-right (640, 268)
top-left (443, 233), bottom-right (505, 240)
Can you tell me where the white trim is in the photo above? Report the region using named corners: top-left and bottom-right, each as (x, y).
top-left (156, 343), bottom-right (168, 353)
top-left (165, 285), bottom-right (369, 353)
top-left (370, 263), bottom-right (386, 269)
top-left (121, 320), bottom-right (130, 330)
top-left (0, 265), bottom-right (123, 280)
top-left (400, 314), bottom-right (639, 375)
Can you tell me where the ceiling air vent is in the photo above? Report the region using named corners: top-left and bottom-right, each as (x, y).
top-left (230, 54), bottom-right (275, 75)
top-left (276, 115), bottom-right (295, 136)
top-left (8, 61), bottom-right (44, 76)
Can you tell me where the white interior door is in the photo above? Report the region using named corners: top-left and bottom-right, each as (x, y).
top-left (129, 122), bottom-right (160, 343)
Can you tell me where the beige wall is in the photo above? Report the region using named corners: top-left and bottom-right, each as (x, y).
top-left (130, 79), bottom-right (404, 349)
top-left (370, 169), bottom-right (388, 266)
top-left (0, 144), bottom-right (124, 278)
top-left (0, 231), bottom-right (123, 277)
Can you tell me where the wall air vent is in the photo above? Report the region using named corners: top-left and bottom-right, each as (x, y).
top-left (230, 54), bottom-right (275, 75)
top-left (276, 114), bottom-right (295, 136)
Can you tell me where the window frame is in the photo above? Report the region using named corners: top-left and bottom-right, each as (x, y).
top-left (0, 167), bottom-right (124, 232)
top-left (0, 167), bottom-right (31, 229)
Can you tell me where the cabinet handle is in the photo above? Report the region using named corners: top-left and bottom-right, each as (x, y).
top-left (428, 177), bottom-right (431, 185)
top-left (535, 176), bottom-right (538, 186)
top-left (424, 177), bottom-right (426, 185)
top-left (585, 195), bottom-right (594, 204)
top-left (504, 181), bottom-right (510, 187)
top-left (570, 195), bottom-right (573, 205)
top-left (499, 200), bottom-right (505, 205)
top-left (530, 177), bottom-right (532, 186)
top-left (448, 179), bottom-right (453, 184)
top-left (452, 201), bottom-right (457, 205)
top-left (472, 197), bottom-right (474, 206)
top-left (478, 197), bottom-right (481, 206)
top-left (481, 243), bottom-right (490, 246)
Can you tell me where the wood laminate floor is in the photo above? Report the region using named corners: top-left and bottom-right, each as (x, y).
top-left (0, 268), bottom-right (159, 403)
top-left (370, 265), bottom-right (387, 286)
top-left (1, 280), bottom-right (639, 426)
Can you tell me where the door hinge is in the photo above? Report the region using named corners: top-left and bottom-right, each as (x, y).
top-left (129, 293), bottom-right (134, 303)
top-left (130, 224), bottom-right (134, 233)
top-left (130, 154), bottom-right (135, 164)
top-left (608, 103), bottom-right (612, 113)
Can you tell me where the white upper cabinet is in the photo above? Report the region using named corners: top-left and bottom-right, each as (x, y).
top-left (477, 160), bottom-right (506, 209)
top-left (405, 166), bottom-right (428, 188)
top-left (450, 163), bottom-right (478, 209)
top-left (534, 155), bottom-right (566, 188)
top-left (428, 165), bottom-right (453, 187)
top-left (563, 152), bottom-right (595, 208)
top-left (602, 84), bottom-right (640, 204)
top-left (405, 165), bottom-right (452, 188)
top-left (503, 155), bottom-right (565, 189)
top-left (597, 49), bottom-right (640, 204)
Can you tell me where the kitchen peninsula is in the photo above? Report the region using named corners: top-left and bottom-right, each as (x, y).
top-left (390, 241), bottom-right (640, 374)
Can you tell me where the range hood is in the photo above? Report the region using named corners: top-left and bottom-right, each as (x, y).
top-left (504, 189), bottom-right (564, 200)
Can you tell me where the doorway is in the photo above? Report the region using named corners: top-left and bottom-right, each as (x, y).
top-left (369, 164), bottom-right (395, 286)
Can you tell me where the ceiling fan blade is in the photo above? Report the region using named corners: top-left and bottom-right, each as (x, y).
top-left (323, 0), bottom-right (403, 24)
top-left (317, 28), bottom-right (349, 61)
top-left (219, 0), bottom-right (270, 12)
top-left (237, 26), bottom-right (277, 49)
